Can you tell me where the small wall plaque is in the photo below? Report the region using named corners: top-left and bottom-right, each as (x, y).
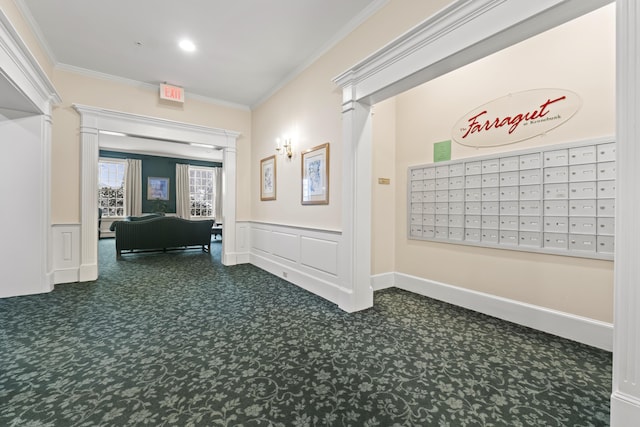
top-left (434, 140), bottom-right (451, 162)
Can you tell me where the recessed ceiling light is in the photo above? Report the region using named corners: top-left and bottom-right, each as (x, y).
top-left (179, 39), bottom-right (196, 52)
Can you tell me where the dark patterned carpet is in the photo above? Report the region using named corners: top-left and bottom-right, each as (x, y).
top-left (0, 238), bottom-right (611, 426)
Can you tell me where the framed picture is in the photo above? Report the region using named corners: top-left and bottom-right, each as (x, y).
top-left (301, 143), bottom-right (330, 205)
top-left (260, 155), bottom-right (277, 201)
top-left (147, 177), bottom-right (170, 200)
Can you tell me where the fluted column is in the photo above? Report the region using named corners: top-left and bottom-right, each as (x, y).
top-left (611, 0), bottom-right (640, 425)
top-left (78, 116), bottom-right (99, 282)
top-left (221, 146), bottom-right (237, 266)
top-left (43, 112), bottom-right (54, 287)
top-left (338, 83), bottom-right (374, 312)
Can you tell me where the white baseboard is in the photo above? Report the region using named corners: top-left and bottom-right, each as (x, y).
top-left (251, 252), bottom-right (350, 308)
top-left (376, 272), bottom-right (612, 351)
top-left (371, 272), bottom-right (395, 291)
top-left (79, 263), bottom-right (98, 282)
top-left (53, 268), bottom-right (79, 285)
top-left (236, 252), bottom-right (250, 264)
top-left (611, 392), bottom-right (640, 427)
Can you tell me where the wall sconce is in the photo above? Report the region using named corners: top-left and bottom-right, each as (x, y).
top-left (276, 137), bottom-right (293, 159)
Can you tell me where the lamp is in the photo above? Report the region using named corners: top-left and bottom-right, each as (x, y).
top-left (275, 137), bottom-right (293, 159)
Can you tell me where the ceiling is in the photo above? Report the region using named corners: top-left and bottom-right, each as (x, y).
top-left (18, 0), bottom-right (385, 109)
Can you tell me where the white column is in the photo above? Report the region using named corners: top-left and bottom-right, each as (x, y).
top-left (78, 119), bottom-right (99, 281)
top-left (221, 146), bottom-right (237, 266)
top-left (43, 113), bottom-right (54, 288)
top-left (339, 86), bottom-right (374, 312)
top-left (611, 0), bottom-right (640, 425)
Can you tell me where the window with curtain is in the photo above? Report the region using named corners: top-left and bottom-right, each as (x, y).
top-left (98, 159), bottom-right (126, 217)
top-left (189, 167), bottom-right (215, 218)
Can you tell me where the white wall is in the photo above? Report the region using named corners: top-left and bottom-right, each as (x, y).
top-left (371, 98), bottom-right (396, 275)
top-left (0, 113), bottom-right (51, 297)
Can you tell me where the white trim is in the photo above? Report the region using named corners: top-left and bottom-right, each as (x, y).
top-left (386, 272), bottom-right (613, 351)
top-left (251, 252), bottom-right (351, 308)
top-left (333, 0), bottom-right (611, 104)
top-left (249, 220), bottom-right (341, 235)
top-left (0, 9), bottom-right (60, 114)
top-left (611, 392), bottom-right (640, 427)
top-left (74, 104), bottom-right (240, 147)
top-left (245, 221), bottom-right (354, 310)
top-left (52, 221), bottom-right (81, 285)
top-left (371, 272), bottom-right (395, 291)
top-left (0, 12), bottom-right (58, 298)
top-left (612, 0), bottom-right (640, 421)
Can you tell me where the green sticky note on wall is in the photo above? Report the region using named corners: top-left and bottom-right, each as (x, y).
top-left (434, 140), bottom-right (451, 162)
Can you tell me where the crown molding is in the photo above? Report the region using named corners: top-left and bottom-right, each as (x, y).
top-left (57, 63), bottom-right (251, 111)
top-left (251, 0), bottom-right (390, 109)
top-left (333, 0), bottom-right (612, 106)
top-left (0, 8), bottom-right (61, 113)
top-left (13, 0), bottom-right (58, 66)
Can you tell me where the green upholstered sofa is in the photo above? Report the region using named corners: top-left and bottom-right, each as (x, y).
top-left (109, 213), bottom-right (165, 232)
top-left (111, 216), bottom-right (214, 259)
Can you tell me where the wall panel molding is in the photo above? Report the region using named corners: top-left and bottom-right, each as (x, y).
top-left (247, 222), bottom-right (350, 309)
top-left (52, 224), bottom-right (80, 284)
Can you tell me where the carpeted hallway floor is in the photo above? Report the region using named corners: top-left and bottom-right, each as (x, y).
top-left (0, 238), bottom-right (611, 426)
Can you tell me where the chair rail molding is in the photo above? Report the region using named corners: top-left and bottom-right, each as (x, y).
top-left (75, 104), bottom-right (241, 281)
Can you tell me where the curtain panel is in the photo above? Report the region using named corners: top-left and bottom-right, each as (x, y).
top-left (176, 163), bottom-right (191, 219)
top-left (125, 159), bottom-right (142, 217)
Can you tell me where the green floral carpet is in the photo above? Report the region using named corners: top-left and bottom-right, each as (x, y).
top-left (0, 239), bottom-right (611, 426)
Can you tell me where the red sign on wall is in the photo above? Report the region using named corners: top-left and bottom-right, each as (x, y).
top-left (159, 83), bottom-right (185, 103)
top-left (452, 89), bottom-right (581, 147)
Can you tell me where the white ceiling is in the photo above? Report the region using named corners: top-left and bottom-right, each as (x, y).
top-left (18, 0), bottom-right (386, 109)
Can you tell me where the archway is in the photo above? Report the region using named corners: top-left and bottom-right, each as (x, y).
top-left (335, 0), bottom-right (640, 423)
top-left (75, 104), bottom-right (240, 281)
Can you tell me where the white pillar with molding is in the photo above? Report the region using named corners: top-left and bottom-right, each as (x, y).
top-left (610, 0), bottom-right (640, 424)
top-left (222, 146), bottom-right (238, 266)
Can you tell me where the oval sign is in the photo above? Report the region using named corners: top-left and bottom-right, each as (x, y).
top-left (452, 89), bottom-right (581, 147)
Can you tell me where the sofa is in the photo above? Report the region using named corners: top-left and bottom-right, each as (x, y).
top-left (111, 216), bottom-right (214, 259)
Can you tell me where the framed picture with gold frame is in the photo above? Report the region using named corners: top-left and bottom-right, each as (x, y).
top-left (301, 143), bottom-right (329, 205)
top-left (260, 155), bottom-right (276, 201)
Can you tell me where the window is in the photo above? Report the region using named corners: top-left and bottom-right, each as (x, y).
top-left (189, 167), bottom-right (215, 218)
top-left (98, 159), bottom-right (126, 217)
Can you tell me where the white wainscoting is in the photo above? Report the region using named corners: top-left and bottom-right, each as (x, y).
top-left (235, 221), bottom-right (251, 264)
top-left (248, 222), bottom-right (350, 307)
top-left (371, 272), bottom-right (613, 351)
top-left (52, 224), bottom-right (81, 284)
